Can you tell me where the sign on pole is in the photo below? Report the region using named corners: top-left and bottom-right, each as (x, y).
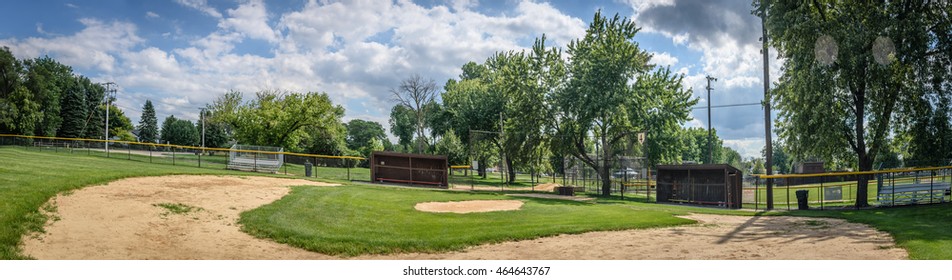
top-left (638, 132), bottom-right (646, 145)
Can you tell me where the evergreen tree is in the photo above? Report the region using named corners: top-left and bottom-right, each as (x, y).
top-left (56, 78), bottom-right (85, 138)
top-left (138, 100), bottom-right (158, 143)
top-left (80, 79), bottom-right (104, 139)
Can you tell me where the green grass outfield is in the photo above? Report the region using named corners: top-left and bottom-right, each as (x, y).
top-left (3, 145), bottom-right (952, 259)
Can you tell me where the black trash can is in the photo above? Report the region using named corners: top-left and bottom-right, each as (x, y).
top-left (795, 190), bottom-right (809, 210)
top-left (304, 161), bottom-right (313, 177)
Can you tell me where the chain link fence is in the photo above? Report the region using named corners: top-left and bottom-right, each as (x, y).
top-left (752, 168), bottom-right (952, 210)
top-left (0, 134), bottom-right (366, 181)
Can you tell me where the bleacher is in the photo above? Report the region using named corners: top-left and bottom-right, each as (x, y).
top-left (877, 181), bottom-right (951, 206)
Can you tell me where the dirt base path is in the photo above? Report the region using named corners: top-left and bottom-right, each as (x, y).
top-left (23, 175), bottom-right (907, 260)
top-left (371, 214), bottom-right (907, 260)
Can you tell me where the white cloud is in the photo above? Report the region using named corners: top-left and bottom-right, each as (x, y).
top-left (723, 138), bottom-right (765, 159)
top-left (146, 11), bottom-right (160, 19)
top-left (649, 51), bottom-right (678, 67)
top-left (1, 18), bottom-right (142, 72)
top-left (220, 0), bottom-right (279, 42)
top-left (175, 0), bottom-right (222, 18)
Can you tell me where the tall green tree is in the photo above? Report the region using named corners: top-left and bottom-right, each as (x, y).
top-left (434, 129), bottom-right (466, 165)
top-left (679, 127), bottom-right (723, 164)
top-left (495, 36), bottom-right (566, 183)
top-left (55, 77), bottom-right (85, 138)
top-left (723, 146), bottom-right (744, 171)
top-left (389, 104), bottom-right (417, 152)
top-left (105, 104), bottom-right (133, 139)
top-left (137, 100), bottom-right (158, 143)
top-left (554, 11), bottom-right (696, 196)
top-left (441, 62), bottom-right (505, 178)
top-left (0, 46), bottom-right (39, 135)
top-left (209, 90), bottom-right (345, 151)
top-left (23, 57), bottom-right (74, 136)
top-left (160, 115), bottom-right (198, 146)
top-left (79, 78), bottom-right (105, 140)
top-left (345, 119), bottom-right (389, 154)
top-left (763, 140), bottom-right (791, 174)
top-left (391, 74), bottom-right (440, 153)
top-left (761, 1), bottom-right (950, 207)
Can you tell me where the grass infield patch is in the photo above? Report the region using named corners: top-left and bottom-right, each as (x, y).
top-left (238, 185), bottom-right (697, 256)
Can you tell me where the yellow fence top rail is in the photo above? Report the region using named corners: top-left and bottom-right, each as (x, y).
top-left (0, 134), bottom-right (366, 160)
top-left (450, 165), bottom-right (471, 169)
top-left (754, 165), bottom-right (952, 179)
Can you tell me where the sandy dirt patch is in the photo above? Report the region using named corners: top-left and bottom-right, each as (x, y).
top-left (414, 200), bottom-right (524, 213)
top-left (22, 175), bottom-right (339, 260)
top-left (23, 176), bottom-right (907, 259)
top-left (372, 214), bottom-right (907, 260)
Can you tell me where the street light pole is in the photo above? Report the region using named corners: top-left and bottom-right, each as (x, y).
top-left (706, 75), bottom-right (717, 164)
top-left (103, 82), bottom-right (116, 154)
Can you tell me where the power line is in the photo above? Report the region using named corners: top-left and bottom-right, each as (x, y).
top-left (691, 102), bottom-right (762, 110)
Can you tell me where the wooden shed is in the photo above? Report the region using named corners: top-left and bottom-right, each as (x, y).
top-left (370, 151), bottom-right (448, 187)
top-left (656, 164), bottom-right (743, 209)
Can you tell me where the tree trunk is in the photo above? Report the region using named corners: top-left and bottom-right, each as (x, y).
top-left (853, 79), bottom-right (870, 208)
top-left (506, 157), bottom-right (516, 184)
top-left (856, 154), bottom-right (872, 208)
top-left (600, 134), bottom-right (612, 196)
top-left (478, 158), bottom-right (487, 179)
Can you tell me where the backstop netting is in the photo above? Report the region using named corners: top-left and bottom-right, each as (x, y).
top-left (228, 144), bottom-right (284, 173)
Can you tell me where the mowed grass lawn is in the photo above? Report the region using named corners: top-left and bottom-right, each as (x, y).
top-left (239, 186), bottom-right (697, 256)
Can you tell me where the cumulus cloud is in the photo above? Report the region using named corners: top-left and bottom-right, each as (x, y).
top-left (219, 0), bottom-right (279, 42)
top-left (1, 18), bottom-right (142, 72)
top-left (649, 51), bottom-right (678, 67)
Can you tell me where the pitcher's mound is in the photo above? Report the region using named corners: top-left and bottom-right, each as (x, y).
top-left (415, 200), bottom-right (523, 213)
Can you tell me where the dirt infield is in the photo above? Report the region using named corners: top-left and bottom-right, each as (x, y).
top-left (23, 175), bottom-right (907, 260)
top-left (22, 175), bottom-right (338, 260)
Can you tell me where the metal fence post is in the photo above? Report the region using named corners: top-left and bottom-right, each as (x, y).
top-left (254, 152), bottom-right (258, 172)
top-left (786, 178), bottom-right (791, 211)
top-left (891, 171), bottom-right (896, 206)
top-left (755, 177), bottom-right (759, 211)
top-left (199, 149), bottom-right (202, 168)
top-left (931, 169), bottom-right (935, 204)
top-left (172, 147), bottom-right (176, 165)
top-left (819, 176), bottom-right (824, 210)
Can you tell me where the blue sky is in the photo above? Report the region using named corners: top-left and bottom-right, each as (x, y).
top-left (0, 0), bottom-right (781, 158)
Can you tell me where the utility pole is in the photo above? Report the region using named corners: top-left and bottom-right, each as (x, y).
top-left (103, 82), bottom-right (116, 154)
top-left (706, 75), bottom-right (717, 164)
top-left (761, 0), bottom-right (774, 210)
